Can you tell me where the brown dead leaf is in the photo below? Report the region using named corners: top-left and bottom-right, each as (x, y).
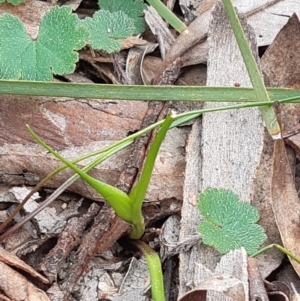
top-left (120, 36), bottom-right (148, 50)
top-left (265, 280), bottom-right (292, 300)
top-left (261, 13), bottom-right (300, 150)
top-left (196, 0), bottom-right (218, 15)
top-left (276, 263), bottom-right (300, 298)
top-left (144, 6), bottom-right (175, 59)
top-left (178, 274), bottom-right (245, 301)
top-left (271, 139), bottom-right (300, 277)
top-left (261, 12), bottom-right (300, 279)
top-left (261, 13), bottom-right (300, 88)
top-left (152, 5), bottom-right (213, 84)
top-left (0, 262), bottom-right (50, 301)
top-left (126, 43), bottom-right (159, 84)
top-left (141, 56), bottom-right (162, 85)
top-left (0, 247), bottom-right (49, 285)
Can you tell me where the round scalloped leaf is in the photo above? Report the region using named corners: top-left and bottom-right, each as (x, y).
top-left (0, 6), bottom-right (87, 81)
top-left (84, 10), bottom-right (135, 54)
top-left (98, 0), bottom-right (146, 35)
top-left (0, 0), bottom-right (25, 5)
top-left (198, 188), bottom-right (267, 255)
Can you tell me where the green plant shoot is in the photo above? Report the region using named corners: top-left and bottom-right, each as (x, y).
top-left (129, 112), bottom-right (175, 238)
top-left (27, 125), bottom-right (133, 223)
top-left (0, 139), bottom-right (133, 237)
top-left (27, 112), bottom-right (174, 239)
top-left (133, 240), bottom-right (165, 301)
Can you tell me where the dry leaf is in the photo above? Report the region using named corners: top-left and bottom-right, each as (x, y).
top-left (153, 10), bottom-right (211, 84)
top-left (0, 262), bottom-right (50, 301)
top-left (126, 43), bottom-right (158, 84)
top-left (261, 13), bottom-right (300, 89)
top-left (265, 280), bottom-right (292, 300)
top-left (120, 36), bottom-right (148, 50)
top-left (0, 247), bottom-right (49, 284)
top-left (271, 139), bottom-right (300, 277)
top-left (178, 274), bottom-right (245, 301)
top-left (260, 13), bottom-right (300, 152)
top-left (144, 6), bottom-right (175, 59)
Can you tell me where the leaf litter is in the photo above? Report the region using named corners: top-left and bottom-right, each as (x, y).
top-left (1, 0), bottom-right (300, 300)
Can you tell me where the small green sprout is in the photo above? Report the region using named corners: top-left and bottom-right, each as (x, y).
top-left (27, 112), bottom-right (175, 240)
top-left (27, 113), bottom-right (174, 301)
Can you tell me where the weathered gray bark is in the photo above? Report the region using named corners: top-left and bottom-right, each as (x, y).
top-left (179, 2), bottom-right (266, 300)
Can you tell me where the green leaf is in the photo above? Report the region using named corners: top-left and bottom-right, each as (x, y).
top-left (98, 0), bottom-right (146, 34)
top-left (0, 6), bottom-right (87, 81)
top-left (84, 10), bottom-right (135, 53)
top-left (0, 0), bottom-right (24, 5)
top-left (129, 113), bottom-right (175, 239)
top-left (198, 188), bottom-right (267, 255)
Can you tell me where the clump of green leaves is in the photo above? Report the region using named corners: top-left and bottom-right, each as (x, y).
top-left (198, 188), bottom-right (267, 256)
top-left (0, 0), bottom-right (146, 79)
top-left (0, 0), bottom-right (23, 5)
top-left (0, 6), bottom-right (87, 81)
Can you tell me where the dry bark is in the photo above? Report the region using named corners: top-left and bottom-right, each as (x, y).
top-left (179, 2), bottom-right (264, 300)
top-left (0, 95), bottom-right (187, 204)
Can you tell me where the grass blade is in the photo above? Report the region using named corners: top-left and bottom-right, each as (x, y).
top-left (0, 79), bottom-right (299, 103)
top-left (129, 113), bottom-right (175, 239)
top-left (146, 0), bottom-right (187, 33)
top-left (222, 0), bottom-right (281, 137)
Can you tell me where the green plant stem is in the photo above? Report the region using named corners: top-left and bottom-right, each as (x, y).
top-left (222, 0), bottom-right (280, 137)
top-left (0, 140), bottom-right (133, 234)
top-left (146, 0), bottom-right (186, 33)
top-left (132, 240), bottom-right (165, 301)
top-left (251, 244), bottom-right (300, 265)
top-left (0, 80), bottom-right (300, 102)
top-left (0, 140), bottom-right (132, 242)
top-left (27, 125), bottom-right (134, 223)
top-left (129, 113), bottom-right (175, 239)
